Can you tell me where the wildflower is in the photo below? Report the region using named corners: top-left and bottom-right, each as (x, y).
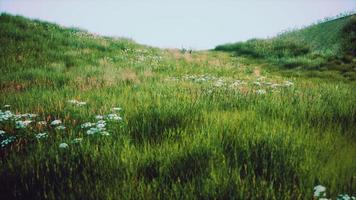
top-left (111, 107), bottom-right (122, 112)
top-left (101, 131), bottom-right (110, 136)
top-left (77, 101), bottom-right (87, 106)
top-left (256, 89), bottom-right (266, 95)
top-left (50, 120), bottom-right (62, 126)
top-left (86, 127), bottom-right (99, 135)
top-left (284, 81), bottom-right (294, 87)
top-left (15, 120), bottom-right (32, 129)
top-left (0, 110), bottom-right (13, 122)
top-left (3, 105), bottom-right (10, 108)
top-left (67, 99), bottom-right (87, 106)
top-left (254, 81), bottom-right (261, 86)
top-left (59, 143), bottom-right (69, 149)
top-left (95, 115), bottom-right (104, 120)
top-left (1, 136), bottom-right (16, 147)
top-left (81, 122), bottom-right (95, 129)
top-left (38, 121), bottom-right (47, 125)
top-left (96, 123), bottom-right (106, 129)
top-left (314, 185), bottom-right (326, 198)
top-left (337, 194), bottom-right (356, 200)
top-left (107, 113), bottom-right (122, 121)
top-left (56, 125), bottom-right (66, 130)
top-left (0, 130), bottom-right (5, 136)
top-left (35, 132), bottom-right (48, 139)
top-left (72, 138), bottom-right (83, 144)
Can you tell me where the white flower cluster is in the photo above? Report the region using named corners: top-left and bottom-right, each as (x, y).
top-left (313, 185), bottom-right (355, 200)
top-left (67, 99), bottom-right (87, 106)
top-left (1, 136), bottom-right (16, 148)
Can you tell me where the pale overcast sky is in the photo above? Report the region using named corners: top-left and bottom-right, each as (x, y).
top-left (0, 0), bottom-right (355, 49)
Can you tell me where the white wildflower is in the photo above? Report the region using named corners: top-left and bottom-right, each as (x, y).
top-left (314, 185), bottom-right (326, 198)
top-left (81, 122), bottom-right (95, 129)
top-left (256, 89), bottom-right (266, 95)
top-left (35, 132), bottom-right (48, 139)
top-left (38, 121), bottom-right (47, 125)
top-left (1, 136), bottom-right (16, 147)
top-left (59, 143), bottom-right (69, 149)
top-left (50, 120), bottom-right (62, 126)
top-left (111, 107), bottom-right (122, 112)
top-left (15, 120), bottom-right (32, 129)
top-left (95, 115), bottom-right (104, 120)
top-left (107, 113), bottom-right (122, 121)
top-left (72, 138), bottom-right (83, 144)
top-left (284, 81), bottom-right (294, 87)
top-left (0, 130), bottom-right (5, 136)
top-left (101, 131), bottom-right (110, 136)
top-left (4, 105), bottom-right (11, 108)
top-left (56, 125), bottom-right (66, 130)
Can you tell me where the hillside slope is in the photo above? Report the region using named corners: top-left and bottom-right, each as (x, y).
top-left (215, 14), bottom-right (356, 79)
top-left (1, 14), bottom-right (356, 199)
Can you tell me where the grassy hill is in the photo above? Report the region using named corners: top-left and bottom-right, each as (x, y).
top-left (0, 13), bottom-right (355, 199)
top-left (215, 14), bottom-right (356, 80)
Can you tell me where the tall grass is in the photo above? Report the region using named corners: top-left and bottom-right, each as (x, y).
top-left (0, 13), bottom-right (355, 199)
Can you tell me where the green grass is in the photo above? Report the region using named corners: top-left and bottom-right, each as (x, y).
top-left (0, 13), bottom-right (355, 199)
top-left (215, 14), bottom-right (356, 81)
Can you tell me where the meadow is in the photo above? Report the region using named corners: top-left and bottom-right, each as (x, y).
top-left (0, 13), bottom-right (355, 199)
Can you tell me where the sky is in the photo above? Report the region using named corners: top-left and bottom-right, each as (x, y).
top-left (0, 0), bottom-right (355, 49)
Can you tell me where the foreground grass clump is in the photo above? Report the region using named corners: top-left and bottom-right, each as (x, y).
top-left (1, 13), bottom-right (356, 199)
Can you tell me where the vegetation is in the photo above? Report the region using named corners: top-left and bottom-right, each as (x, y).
top-left (215, 14), bottom-right (356, 80)
top-left (0, 13), bottom-right (355, 199)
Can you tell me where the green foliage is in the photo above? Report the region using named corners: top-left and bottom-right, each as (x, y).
top-left (0, 13), bottom-right (355, 199)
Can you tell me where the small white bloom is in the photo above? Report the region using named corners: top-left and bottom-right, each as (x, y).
top-left (254, 81), bottom-right (261, 86)
top-left (35, 132), bottom-right (48, 139)
top-left (1, 136), bottom-right (16, 147)
top-left (0, 130), bottom-right (5, 136)
top-left (4, 105), bottom-right (11, 108)
top-left (15, 120), bottom-right (32, 129)
top-left (95, 115), bottom-right (104, 120)
top-left (59, 143), bottom-right (69, 149)
top-left (56, 125), bottom-right (66, 130)
top-left (314, 185), bottom-right (326, 198)
top-left (50, 120), bottom-right (62, 126)
top-left (72, 138), bottom-right (83, 144)
top-left (81, 122), bottom-right (95, 129)
top-left (96, 123), bottom-right (106, 129)
top-left (111, 107), bottom-right (122, 112)
top-left (38, 121), bottom-right (47, 125)
top-left (101, 131), bottom-right (110, 136)
top-left (256, 89), bottom-right (266, 95)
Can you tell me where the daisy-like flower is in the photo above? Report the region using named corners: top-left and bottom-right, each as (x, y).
top-left (59, 143), bottom-right (69, 149)
top-left (35, 132), bottom-right (48, 139)
top-left (50, 120), bottom-right (62, 126)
